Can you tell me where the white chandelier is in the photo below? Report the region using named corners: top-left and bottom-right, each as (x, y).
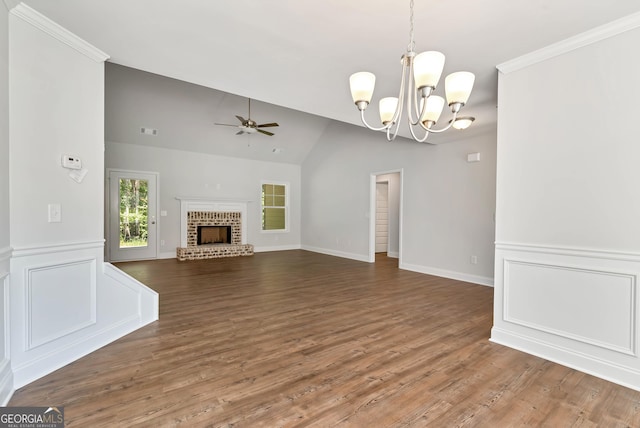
top-left (349, 0), bottom-right (475, 143)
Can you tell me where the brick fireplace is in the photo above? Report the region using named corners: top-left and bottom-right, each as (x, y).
top-left (176, 198), bottom-right (254, 261)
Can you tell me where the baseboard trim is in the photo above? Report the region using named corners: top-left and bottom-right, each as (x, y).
top-left (400, 262), bottom-right (494, 287)
top-left (254, 244), bottom-right (302, 253)
top-left (301, 246), bottom-right (369, 263)
top-left (158, 251), bottom-right (177, 260)
top-left (490, 327), bottom-right (640, 392)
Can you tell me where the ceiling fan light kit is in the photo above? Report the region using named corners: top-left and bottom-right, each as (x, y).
top-left (349, 0), bottom-right (475, 143)
top-left (215, 98), bottom-right (279, 137)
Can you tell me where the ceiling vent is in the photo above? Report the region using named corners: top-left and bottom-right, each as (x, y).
top-left (140, 127), bottom-right (158, 136)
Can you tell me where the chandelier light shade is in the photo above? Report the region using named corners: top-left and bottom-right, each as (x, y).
top-left (348, 0), bottom-right (475, 143)
top-left (349, 72), bottom-right (376, 106)
top-left (420, 95), bottom-right (445, 126)
top-left (379, 97), bottom-right (399, 125)
top-left (451, 116), bottom-right (475, 130)
top-left (413, 51), bottom-right (445, 90)
top-left (445, 72), bottom-right (475, 106)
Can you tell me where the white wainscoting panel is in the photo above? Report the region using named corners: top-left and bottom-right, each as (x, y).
top-left (504, 260), bottom-right (635, 355)
top-left (492, 242), bottom-right (640, 391)
top-left (27, 259), bottom-right (97, 349)
top-left (10, 241), bottom-right (158, 388)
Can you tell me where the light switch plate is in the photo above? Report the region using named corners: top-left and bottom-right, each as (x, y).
top-left (48, 203), bottom-right (61, 223)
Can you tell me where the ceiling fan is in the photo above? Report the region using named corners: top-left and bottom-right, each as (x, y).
top-left (215, 98), bottom-right (279, 136)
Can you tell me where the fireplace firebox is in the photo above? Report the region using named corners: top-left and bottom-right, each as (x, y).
top-left (197, 225), bottom-right (232, 245)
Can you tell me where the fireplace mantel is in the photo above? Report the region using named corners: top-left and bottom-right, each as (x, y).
top-left (176, 197), bottom-right (252, 248)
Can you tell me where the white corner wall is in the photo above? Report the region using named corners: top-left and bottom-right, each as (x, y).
top-left (492, 17), bottom-right (640, 390)
top-left (105, 142), bottom-right (302, 257)
top-left (301, 120), bottom-right (496, 286)
top-left (8, 4), bottom-right (158, 389)
top-left (0, 1), bottom-right (12, 405)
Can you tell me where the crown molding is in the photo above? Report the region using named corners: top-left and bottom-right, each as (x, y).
top-left (498, 10), bottom-right (640, 74)
top-left (2, 0), bottom-right (17, 12)
top-left (10, 2), bottom-right (109, 63)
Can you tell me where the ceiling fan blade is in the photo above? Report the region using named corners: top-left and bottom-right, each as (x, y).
top-left (257, 129), bottom-right (274, 136)
top-left (215, 123), bottom-right (239, 127)
top-left (257, 122), bottom-right (279, 128)
top-left (235, 115), bottom-right (246, 123)
top-left (236, 130), bottom-right (245, 135)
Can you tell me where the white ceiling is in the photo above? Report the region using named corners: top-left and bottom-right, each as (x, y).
top-left (15, 0), bottom-right (640, 163)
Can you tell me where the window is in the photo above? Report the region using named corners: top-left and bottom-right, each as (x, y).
top-left (261, 182), bottom-right (288, 231)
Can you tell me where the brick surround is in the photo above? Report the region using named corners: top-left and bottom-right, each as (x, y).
top-left (176, 209), bottom-right (254, 261)
top-left (186, 211), bottom-right (242, 246)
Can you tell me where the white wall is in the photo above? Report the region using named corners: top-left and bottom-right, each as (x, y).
top-left (105, 142), bottom-right (302, 257)
top-left (0, 1), bottom-right (12, 405)
top-left (492, 19), bottom-right (640, 390)
top-left (8, 5), bottom-right (157, 389)
top-left (302, 120), bottom-right (496, 286)
top-left (9, 15), bottom-right (105, 248)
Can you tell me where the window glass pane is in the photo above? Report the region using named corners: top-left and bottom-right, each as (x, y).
top-left (261, 182), bottom-right (287, 230)
top-left (263, 208), bottom-right (285, 230)
top-left (119, 178), bottom-right (149, 248)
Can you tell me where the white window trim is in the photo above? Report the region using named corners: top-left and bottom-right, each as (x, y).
top-left (260, 180), bottom-right (290, 233)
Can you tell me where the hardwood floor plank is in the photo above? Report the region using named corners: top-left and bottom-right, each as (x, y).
top-left (8, 251), bottom-right (640, 427)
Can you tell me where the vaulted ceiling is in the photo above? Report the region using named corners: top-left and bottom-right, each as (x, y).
top-left (15, 0), bottom-right (640, 163)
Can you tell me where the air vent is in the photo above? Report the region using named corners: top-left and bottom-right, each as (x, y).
top-left (140, 127), bottom-right (158, 136)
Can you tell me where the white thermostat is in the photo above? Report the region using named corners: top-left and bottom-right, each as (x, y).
top-left (61, 155), bottom-right (82, 170)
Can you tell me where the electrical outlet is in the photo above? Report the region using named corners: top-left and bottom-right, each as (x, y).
top-left (470, 255), bottom-right (478, 265)
top-left (160, 240), bottom-right (165, 246)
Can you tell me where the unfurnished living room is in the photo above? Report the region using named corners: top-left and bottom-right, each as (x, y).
top-left (2, 0), bottom-right (640, 426)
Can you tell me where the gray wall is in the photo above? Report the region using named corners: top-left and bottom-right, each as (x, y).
top-left (105, 142), bottom-right (302, 257)
top-left (302, 120), bottom-right (496, 285)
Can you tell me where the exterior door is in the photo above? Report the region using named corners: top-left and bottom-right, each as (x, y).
top-left (108, 170), bottom-right (158, 261)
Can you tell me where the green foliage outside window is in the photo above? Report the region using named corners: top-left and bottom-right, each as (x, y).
top-left (119, 179), bottom-right (149, 247)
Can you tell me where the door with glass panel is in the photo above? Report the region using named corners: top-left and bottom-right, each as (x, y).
top-left (108, 170), bottom-right (158, 261)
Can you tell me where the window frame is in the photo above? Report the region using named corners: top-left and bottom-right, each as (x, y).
top-left (260, 180), bottom-right (290, 233)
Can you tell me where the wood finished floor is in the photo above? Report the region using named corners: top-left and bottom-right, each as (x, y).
top-left (9, 250), bottom-right (640, 427)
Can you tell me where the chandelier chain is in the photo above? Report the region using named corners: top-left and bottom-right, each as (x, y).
top-left (408, 0), bottom-right (415, 53)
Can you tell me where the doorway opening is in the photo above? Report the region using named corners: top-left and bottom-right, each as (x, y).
top-left (369, 170), bottom-right (402, 265)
